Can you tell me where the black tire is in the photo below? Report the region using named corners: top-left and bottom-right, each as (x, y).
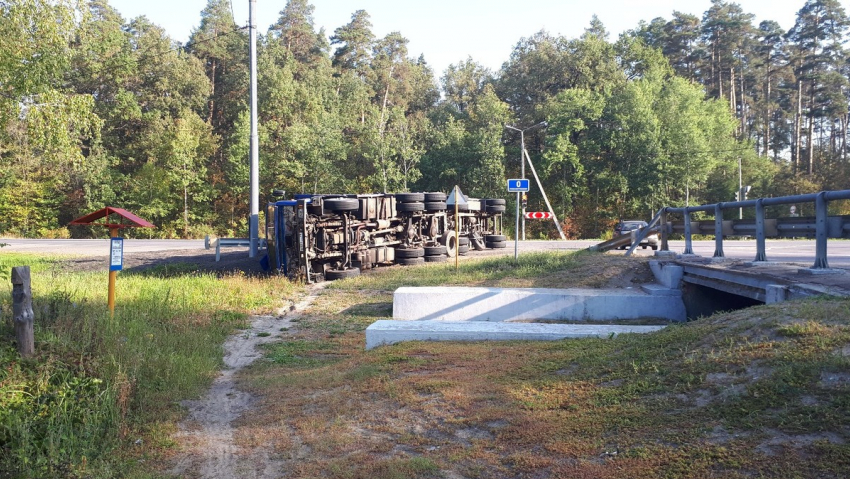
top-left (396, 257), bottom-right (425, 266)
top-left (458, 244), bottom-right (470, 255)
top-left (424, 201), bottom-right (447, 211)
top-left (324, 198), bottom-right (359, 212)
top-left (424, 192), bottom-right (447, 202)
top-left (485, 234), bottom-right (506, 242)
top-left (448, 203), bottom-right (469, 211)
top-left (424, 245), bottom-right (447, 256)
top-left (325, 267), bottom-right (360, 280)
top-left (471, 235), bottom-right (486, 251)
top-left (651, 245), bottom-right (658, 251)
top-left (485, 205), bottom-right (506, 214)
top-left (394, 192), bottom-right (425, 203)
top-left (458, 236), bottom-right (470, 246)
top-left (424, 255), bottom-right (447, 263)
top-left (440, 231), bottom-right (457, 257)
top-left (397, 202), bottom-right (425, 212)
top-left (483, 198), bottom-right (506, 206)
top-left (396, 247), bottom-right (425, 258)
top-left (486, 241), bottom-right (507, 249)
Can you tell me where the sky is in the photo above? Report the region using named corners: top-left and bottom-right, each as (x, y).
top-left (108, 0), bottom-right (805, 79)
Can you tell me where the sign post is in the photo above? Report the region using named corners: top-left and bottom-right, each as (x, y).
top-left (507, 179), bottom-right (530, 260)
top-left (446, 186), bottom-right (468, 271)
top-left (70, 207), bottom-right (154, 318)
top-left (108, 233), bottom-right (123, 316)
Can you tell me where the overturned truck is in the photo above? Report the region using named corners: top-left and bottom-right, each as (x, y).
top-left (266, 192), bottom-right (507, 282)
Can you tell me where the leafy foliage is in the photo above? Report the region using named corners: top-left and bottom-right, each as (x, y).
top-left (1, 0), bottom-right (849, 239)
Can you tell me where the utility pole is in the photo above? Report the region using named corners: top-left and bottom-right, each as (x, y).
top-left (505, 122), bottom-right (546, 240)
top-left (248, 0), bottom-right (260, 257)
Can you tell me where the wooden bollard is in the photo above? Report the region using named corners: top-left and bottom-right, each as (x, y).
top-left (12, 266), bottom-right (34, 358)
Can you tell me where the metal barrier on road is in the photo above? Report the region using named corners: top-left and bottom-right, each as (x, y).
top-left (658, 189), bottom-right (850, 270)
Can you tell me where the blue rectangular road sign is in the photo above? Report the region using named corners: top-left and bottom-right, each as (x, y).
top-left (507, 178), bottom-right (529, 192)
top-left (109, 237), bottom-right (123, 271)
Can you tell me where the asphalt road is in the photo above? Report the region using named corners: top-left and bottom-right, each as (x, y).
top-left (0, 238), bottom-right (205, 256)
top-left (2, 238), bottom-right (847, 268)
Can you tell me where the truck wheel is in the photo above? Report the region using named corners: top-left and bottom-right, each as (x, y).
top-left (440, 231), bottom-right (457, 257)
top-left (396, 257), bottom-right (425, 266)
top-left (471, 235), bottom-right (486, 250)
top-left (424, 192), bottom-right (447, 202)
top-left (397, 202), bottom-right (425, 212)
top-left (458, 236), bottom-right (470, 246)
top-left (485, 234), bottom-right (505, 242)
top-left (424, 201), bottom-right (447, 211)
top-left (394, 192), bottom-right (425, 203)
top-left (424, 255), bottom-right (447, 263)
top-left (458, 244), bottom-right (470, 255)
top-left (325, 267), bottom-right (360, 280)
top-left (483, 198), bottom-right (506, 206)
top-left (485, 205), bottom-right (506, 213)
top-left (486, 241), bottom-right (507, 249)
top-left (396, 247), bottom-right (425, 258)
top-left (651, 245), bottom-right (658, 251)
top-left (424, 245), bottom-right (447, 256)
top-left (324, 198), bottom-right (359, 212)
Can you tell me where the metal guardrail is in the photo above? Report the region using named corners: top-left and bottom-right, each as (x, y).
top-left (205, 235), bottom-right (267, 261)
top-left (642, 189), bottom-right (850, 270)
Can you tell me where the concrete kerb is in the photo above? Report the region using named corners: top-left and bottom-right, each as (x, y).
top-left (392, 286), bottom-right (686, 323)
top-left (365, 320), bottom-right (667, 350)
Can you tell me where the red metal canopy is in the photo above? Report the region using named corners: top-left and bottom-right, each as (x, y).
top-left (70, 207), bottom-right (155, 229)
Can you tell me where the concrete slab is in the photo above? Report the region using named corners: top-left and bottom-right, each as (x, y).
top-left (365, 320), bottom-right (667, 350)
top-left (392, 286), bottom-right (686, 322)
top-left (640, 284), bottom-right (682, 296)
top-left (797, 268), bottom-right (847, 276)
top-left (649, 261), bottom-right (684, 288)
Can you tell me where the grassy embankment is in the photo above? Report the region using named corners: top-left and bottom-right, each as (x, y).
top-left (234, 251), bottom-right (850, 479)
top-left (0, 253), bottom-right (296, 478)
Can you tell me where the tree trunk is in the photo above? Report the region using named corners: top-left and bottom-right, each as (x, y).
top-left (794, 79), bottom-right (802, 175)
top-left (184, 184), bottom-right (189, 239)
top-left (208, 59), bottom-right (217, 125)
top-left (807, 81), bottom-right (815, 176)
top-left (764, 62), bottom-right (771, 157)
top-left (730, 67), bottom-right (737, 135)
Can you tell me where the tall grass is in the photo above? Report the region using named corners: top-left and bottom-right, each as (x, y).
top-left (0, 253), bottom-right (295, 478)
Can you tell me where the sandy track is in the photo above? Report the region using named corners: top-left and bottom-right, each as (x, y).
top-left (169, 284), bottom-right (327, 478)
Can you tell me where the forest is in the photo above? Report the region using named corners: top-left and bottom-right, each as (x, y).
top-left (0, 0), bottom-right (848, 239)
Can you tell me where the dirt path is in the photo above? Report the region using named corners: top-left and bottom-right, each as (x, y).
top-left (168, 283), bottom-right (327, 478)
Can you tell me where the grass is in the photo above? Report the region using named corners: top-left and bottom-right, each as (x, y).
top-left (0, 252), bottom-right (297, 478)
top-left (234, 251), bottom-right (850, 479)
top-left (4, 249), bottom-right (849, 478)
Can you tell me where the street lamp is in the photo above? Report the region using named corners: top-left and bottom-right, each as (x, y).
top-left (505, 121), bottom-right (547, 240)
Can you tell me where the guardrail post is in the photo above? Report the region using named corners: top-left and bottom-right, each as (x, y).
top-left (660, 209), bottom-right (669, 251)
top-left (683, 207), bottom-right (694, 255)
top-left (755, 199), bottom-right (767, 262)
top-left (813, 191), bottom-right (829, 269)
top-left (713, 203), bottom-right (725, 258)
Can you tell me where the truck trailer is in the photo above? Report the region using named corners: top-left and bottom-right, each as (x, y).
top-left (266, 192), bottom-right (507, 282)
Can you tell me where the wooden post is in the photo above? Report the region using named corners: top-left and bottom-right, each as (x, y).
top-left (108, 227), bottom-right (119, 317)
top-left (454, 186), bottom-right (459, 271)
top-left (11, 266), bottom-right (34, 358)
